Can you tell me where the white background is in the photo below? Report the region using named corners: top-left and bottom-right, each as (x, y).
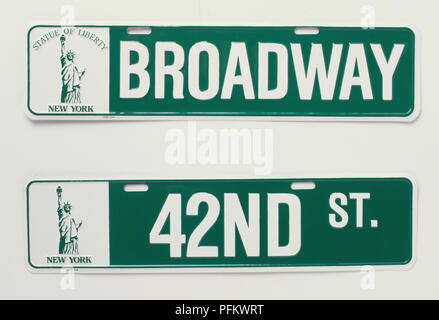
top-left (0, 0), bottom-right (437, 299)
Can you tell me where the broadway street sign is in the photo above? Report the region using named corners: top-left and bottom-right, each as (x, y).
top-left (28, 26), bottom-right (418, 120)
top-left (26, 178), bottom-right (415, 272)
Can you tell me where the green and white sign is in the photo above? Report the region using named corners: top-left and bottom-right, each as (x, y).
top-left (26, 178), bottom-right (415, 272)
top-left (28, 26), bottom-right (417, 120)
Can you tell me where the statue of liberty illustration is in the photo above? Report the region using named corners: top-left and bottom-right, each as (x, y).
top-left (57, 186), bottom-right (82, 255)
top-left (60, 35), bottom-right (86, 103)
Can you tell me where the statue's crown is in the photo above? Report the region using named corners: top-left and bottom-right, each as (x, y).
top-left (66, 50), bottom-right (75, 58)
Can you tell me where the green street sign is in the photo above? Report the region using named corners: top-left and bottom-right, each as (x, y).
top-left (26, 178), bottom-right (415, 272)
top-left (28, 26), bottom-right (418, 120)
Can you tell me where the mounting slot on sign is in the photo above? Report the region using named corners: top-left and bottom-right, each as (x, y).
top-left (294, 27), bottom-right (319, 35)
top-left (290, 181), bottom-right (316, 190)
top-left (127, 27), bottom-right (152, 35)
top-left (123, 184), bottom-right (149, 192)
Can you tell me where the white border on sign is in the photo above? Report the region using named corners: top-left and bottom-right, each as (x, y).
top-left (26, 24), bottom-right (421, 123)
top-left (24, 174), bottom-right (418, 274)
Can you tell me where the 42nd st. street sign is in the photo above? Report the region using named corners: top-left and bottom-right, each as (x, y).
top-left (26, 178), bottom-right (415, 273)
top-left (27, 26), bottom-right (418, 120)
